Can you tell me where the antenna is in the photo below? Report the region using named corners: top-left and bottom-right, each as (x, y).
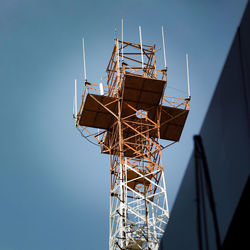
top-left (82, 38), bottom-right (87, 83)
top-left (162, 26), bottom-right (167, 69)
top-left (186, 53), bottom-right (191, 99)
top-left (122, 19), bottom-right (124, 62)
top-left (100, 78), bottom-right (104, 95)
top-left (75, 79), bottom-right (77, 118)
top-left (73, 97), bottom-right (75, 118)
top-left (139, 26), bottom-right (144, 69)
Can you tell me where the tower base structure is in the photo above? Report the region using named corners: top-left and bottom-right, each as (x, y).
top-left (109, 160), bottom-right (169, 250)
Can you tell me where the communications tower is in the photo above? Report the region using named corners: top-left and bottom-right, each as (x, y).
top-left (73, 26), bottom-right (190, 249)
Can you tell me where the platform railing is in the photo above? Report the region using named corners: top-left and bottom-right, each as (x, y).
top-left (83, 83), bottom-right (109, 99)
top-left (77, 82), bottom-right (109, 124)
top-left (163, 96), bottom-right (190, 110)
top-left (122, 65), bottom-right (167, 81)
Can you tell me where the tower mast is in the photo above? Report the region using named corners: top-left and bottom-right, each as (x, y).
top-left (74, 30), bottom-right (190, 250)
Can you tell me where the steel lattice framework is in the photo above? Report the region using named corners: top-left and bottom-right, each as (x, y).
top-left (75, 37), bottom-right (190, 249)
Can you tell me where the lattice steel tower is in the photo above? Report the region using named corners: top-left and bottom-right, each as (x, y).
top-left (74, 27), bottom-right (190, 249)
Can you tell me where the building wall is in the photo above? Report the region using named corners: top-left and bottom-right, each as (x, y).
top-left (160, 2), bottom-right (250, 249)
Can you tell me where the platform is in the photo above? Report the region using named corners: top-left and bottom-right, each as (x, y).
top-left (159, 106), bottom-right (189, 141)
top-left (78, 94), bottom-right (117, 129)
top-left (78, 73), bottom-right (189, 156)
top-left (101, 107), bottom-right (188, 157)
top-left (121, 72), bottom-right (166, 115)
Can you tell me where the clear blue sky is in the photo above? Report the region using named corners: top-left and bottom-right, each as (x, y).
top-left (0, 0), bottom-right (247, 249)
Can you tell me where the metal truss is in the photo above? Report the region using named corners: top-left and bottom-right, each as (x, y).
top-left (75, 37), bottom-right (190, 250)
top-left (109, 157), bottom-right (169, 249)
top-left (107, 97), bottom-right (170, 249)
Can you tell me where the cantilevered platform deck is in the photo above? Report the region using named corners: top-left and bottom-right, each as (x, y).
top-left (78, 72), bottom-right (189, 157)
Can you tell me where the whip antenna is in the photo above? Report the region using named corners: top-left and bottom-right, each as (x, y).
top-left (186, 53), bottom-right (191, 99)
top-left (162, 26), bottom-right (167, 69)
top-left (74, 79), bottom-right (77, 118)
top-left (122, 19), bottom-right (124, 62)
top-left (139, 26), bottom-right (144, 69)
top-left (82, 38), bottom-right (87, 83)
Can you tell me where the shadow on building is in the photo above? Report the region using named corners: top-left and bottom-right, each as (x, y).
top-left (160, 2), bottom-right (250, 250)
